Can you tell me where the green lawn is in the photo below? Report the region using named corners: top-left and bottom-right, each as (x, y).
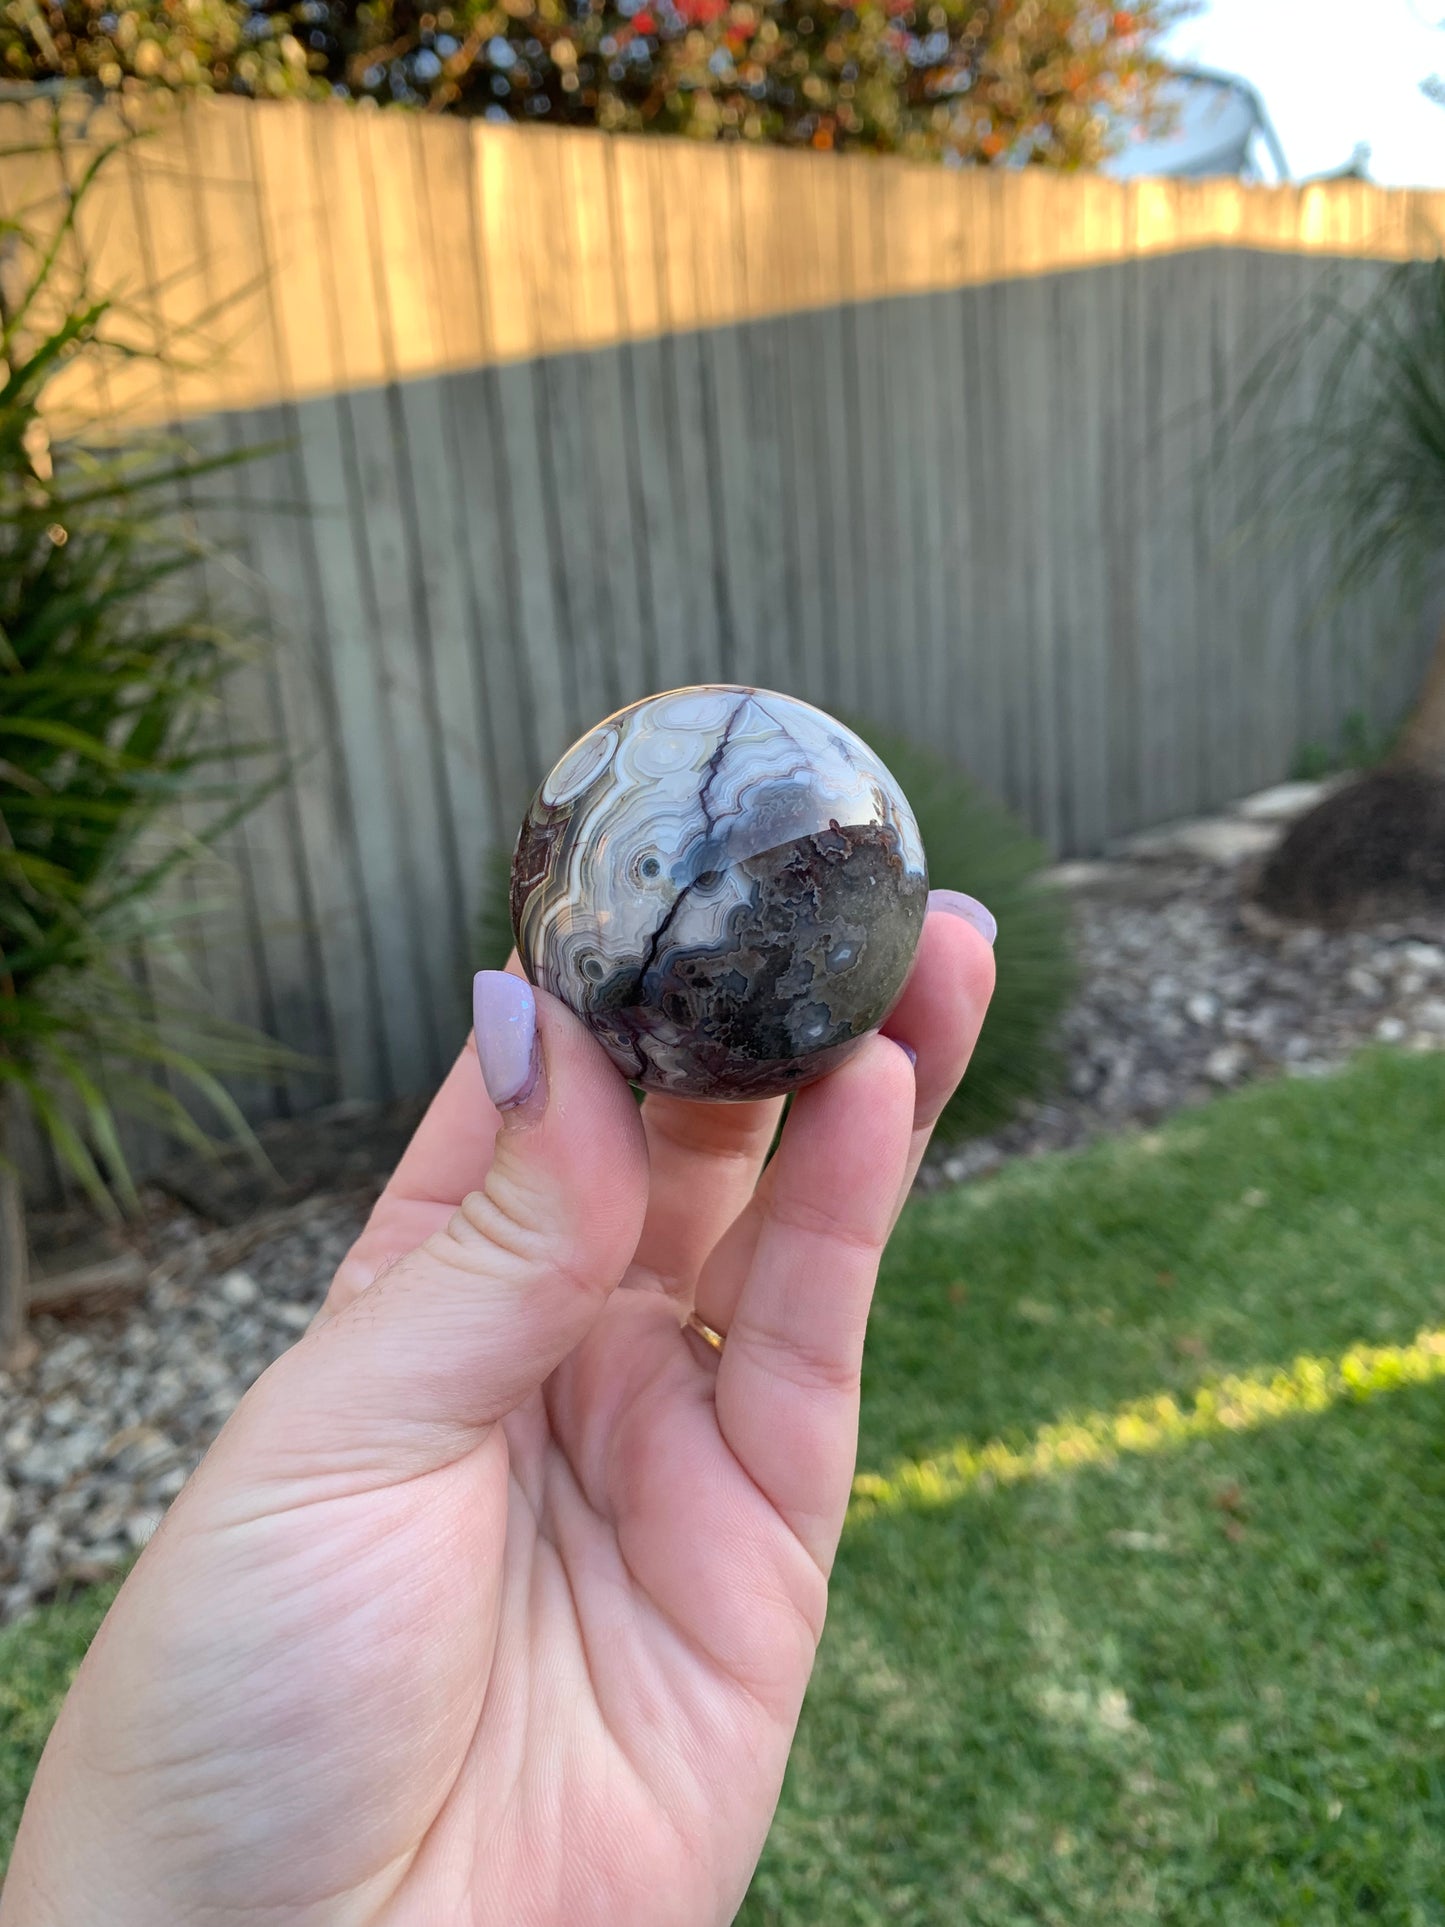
top-left (746, 1049), bottom-right (1445, 1926)
top-left (0, 1573), bottom-right (125, 1879)
top-left (6, 1052), bottom-right (1445, 1919)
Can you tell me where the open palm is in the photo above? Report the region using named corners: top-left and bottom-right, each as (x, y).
top-left (3, 908), bottom-right (992, 1927)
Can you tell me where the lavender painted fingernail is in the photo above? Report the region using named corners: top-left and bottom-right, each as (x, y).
top-left (927, 889), bottom-right (997, 948)
top-left (894, 1039), bottom-right (918, 1067)
top-left (473, 971), bottom-right (539, 1109)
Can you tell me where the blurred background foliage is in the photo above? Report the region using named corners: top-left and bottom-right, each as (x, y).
top-left (1, 0), bottom-right (1190, 168)
top-left (864, 726), bottom-right (1072, 1137)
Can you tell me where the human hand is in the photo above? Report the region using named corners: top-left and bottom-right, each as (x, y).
top-left (2, 897), bottom-right (994, 1927)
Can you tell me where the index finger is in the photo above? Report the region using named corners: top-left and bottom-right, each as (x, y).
top-left (712, 1032), bottom-right (916, 1573)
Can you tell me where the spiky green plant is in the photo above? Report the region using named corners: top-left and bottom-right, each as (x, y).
top-left (0, 112), bottom-right (293, 1362)
top-left (1241, 259), bottom-right (1445, 624)
top-left (1229, 256), bottom-right (1445, 920)
top-left (477, 728), bottom-right (1072, 1140)
top-left (1230, 256), bottom-right (1445, 770)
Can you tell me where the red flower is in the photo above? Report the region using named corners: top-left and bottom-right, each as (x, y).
top-left (634, 9), bottom-right (656, 31)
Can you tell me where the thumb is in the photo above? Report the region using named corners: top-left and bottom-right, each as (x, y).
top-left (235, 973), bottom-right (649, 1484)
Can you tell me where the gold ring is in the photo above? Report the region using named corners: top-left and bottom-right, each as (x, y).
top-left (684, 1308), bottom-right (726, 1356)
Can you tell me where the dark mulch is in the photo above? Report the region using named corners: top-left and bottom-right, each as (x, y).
top-left (1255, 767), bottom-right (1445, 925)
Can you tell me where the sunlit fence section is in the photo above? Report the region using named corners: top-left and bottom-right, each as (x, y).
top-left (3, 94), bottom-right (1442, 1123)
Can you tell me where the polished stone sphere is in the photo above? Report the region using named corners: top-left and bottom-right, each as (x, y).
top-left (510, 685), bottom-right (928, 1100)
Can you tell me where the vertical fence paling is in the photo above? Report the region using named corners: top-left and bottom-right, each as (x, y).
top-left (5, 93), bottom-right (1444, 1134)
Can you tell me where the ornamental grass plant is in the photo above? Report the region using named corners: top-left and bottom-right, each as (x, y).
top-left (0, 108), bottom-right (292, 1364)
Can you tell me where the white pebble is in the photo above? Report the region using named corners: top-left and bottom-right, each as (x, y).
top-left (1345, 967), bottom-right (1382, 1001)
top-left (1206, 1044), bottom-right (1248, 1085)
top-left (85, 1495), bottom-right (129, 1542)
top-left (218, 1269), bottom-right (261, 1310)
top-left (1401, 943), bottom-right (1444, 974)
top-left (37, 1335), bottom-right (93, 1394)
top-left (14, 1442), bottom-right (65, 1489)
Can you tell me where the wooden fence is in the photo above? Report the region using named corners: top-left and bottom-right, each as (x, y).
top-left (4, 95), bottom-right (1443, 1135)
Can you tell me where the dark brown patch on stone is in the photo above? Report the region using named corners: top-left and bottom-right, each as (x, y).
top-left (593, 820), bottom-right (927, 1100)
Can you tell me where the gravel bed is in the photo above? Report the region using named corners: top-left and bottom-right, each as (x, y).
top-left (920, 853), bottom-right (1445, 1189)
top-left (0, 1196), bottom-right (366, 1625)
top-left (5, 787), bottom-right (1445, 1624)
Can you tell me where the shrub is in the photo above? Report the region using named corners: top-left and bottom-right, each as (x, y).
top-left (2, 1), bottom-right (1190, 170)
top-left (861, 727), bottom-right (1073, 1138)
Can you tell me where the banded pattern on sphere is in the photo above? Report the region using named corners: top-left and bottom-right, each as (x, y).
top-left (510, 686), bottom-right (928, 1100)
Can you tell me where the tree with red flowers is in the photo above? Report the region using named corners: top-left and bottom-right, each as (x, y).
top-left (3, 0), bottom-right (1193, 168)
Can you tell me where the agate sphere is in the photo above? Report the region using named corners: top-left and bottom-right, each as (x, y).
top-left (510, 685), bottom-right (928, 1100)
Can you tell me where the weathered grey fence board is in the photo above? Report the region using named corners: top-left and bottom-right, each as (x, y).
top-left (1017, 271), bottom-right (1067, 851)
top-left (778, 305), bottom-right (826, 710)
top-left (960, 282), bottom-right (1009, 805)
top-left (492, 364), bottom-right (577, 768)
top-left (1165, 254), bottom-right (1214, 821)
top-left (818, 292), bottom-right (865, 719)
top-left (443, 367), bottom-right (543, 822)
top-left (932, 288), bottom-right (979, 792)
top-left (392, 373), bottom-right (502, 943)
top-left (543, 349), bottom-right (617, 728)
top-left (894, 293), bottom-right (932, 752)
top-left (615, 335), bottom-right (686, 695)
top-left (601, 146), bottom-right (664, 702)
top-left (589, 345), bottom-right (655, 712)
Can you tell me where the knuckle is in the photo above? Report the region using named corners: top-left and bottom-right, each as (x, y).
top-left (730, 1308), bottom-right (861, 1399)
top-left (433, 1169), bottom-right (599, 1302)
top-left (769, 1191), bottom-right (888, 1260)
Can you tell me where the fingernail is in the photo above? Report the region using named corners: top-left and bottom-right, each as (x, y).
top-left (893, 1038), bottom-right (918, 1067)
top-left (927, 889), bottom-right (997, 947)
top-left (473, 971), bottom-right (539, 1109)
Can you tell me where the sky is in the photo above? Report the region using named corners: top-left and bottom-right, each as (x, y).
top-left (1160, 0), bottom-right (1445, 187)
